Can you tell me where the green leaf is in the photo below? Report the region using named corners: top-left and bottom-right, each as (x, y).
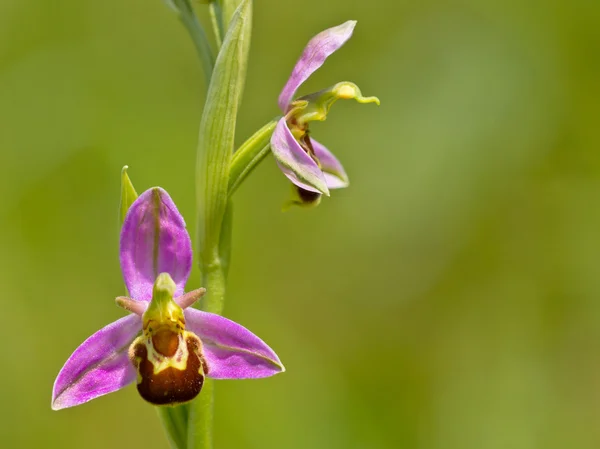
top-left (195, 0), bottom-right (252, 270)
top-left (228, 119), bottom-right (277, 197)
top-left (119, 166), bottom-right (138, 224)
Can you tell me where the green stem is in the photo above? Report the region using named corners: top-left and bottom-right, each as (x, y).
top-left (188, 118), bottom-right (271, 449)
top-left (187, 260), bottom-right (228, 449)
top-left (208, 2), bottom-right (224, 49)
top-left (228, 119), bottom-right (278, 196)
top-left (158, 405), bottom-right (189, 449)
top-left (188, 206), bottom-right (232, 449)
top-left (173, 0), bottom-right (214, 83)
top-left (218, 201), bottom-right (234, 277)
top-left (187, 378), bottom-right (215, 449)
top-left (201, 261), bottom-right (228, 315)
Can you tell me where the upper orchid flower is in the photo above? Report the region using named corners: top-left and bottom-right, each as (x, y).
top-left (271, 20), bottom-right (379, 207)
top-left (52, 187), bottom-right (284, 410)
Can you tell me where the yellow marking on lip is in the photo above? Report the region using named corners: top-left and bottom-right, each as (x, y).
top-left (146, 333), bottom-right (190, 375)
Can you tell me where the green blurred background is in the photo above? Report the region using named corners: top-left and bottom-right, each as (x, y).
top-left (1, 0), bottom-right (600, 448)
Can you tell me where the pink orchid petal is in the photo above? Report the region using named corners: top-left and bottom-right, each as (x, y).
top-left (51, 315), bottom-right (141, 410)
top-left (120, 188), bottom-right (192, 301)
top-left (278, 20), bottom-right (356, 111)
top-left (185, 309), bottom-right (284, 379)
top-left (271, 118), bottom-right (329, 194)
top-left (311, 137), bottom-right (349, 189)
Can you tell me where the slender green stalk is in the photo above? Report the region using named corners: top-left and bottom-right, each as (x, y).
top-left (187, 377), bottom-right (214, 449)
top-left (186, 204), bottom-right (230, 449)
top-left (208, 2), bottom-right (224, 49)
top-left (187, 222), bottom-right (230, 449)
top-left (218, 201), bottom-right (234, 277)
top-left (228, 119), bottom-right (278, 196)
top-left (187, 262), bottom-right (227, 449)
top-left (158, 405), bottom-right (189, 449)
top-left (172, 0), bottom-right (214, 83)
top-left (201, 260), bottom-right (228, 315)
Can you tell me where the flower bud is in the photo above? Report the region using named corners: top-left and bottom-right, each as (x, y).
top-left (119, 166), bottom-right (138, 224)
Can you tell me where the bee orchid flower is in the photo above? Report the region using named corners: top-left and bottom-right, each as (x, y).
top-left (271, 20), bottom-right (380, 206)
top-left (52, 187), bottom-right (284, 410)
